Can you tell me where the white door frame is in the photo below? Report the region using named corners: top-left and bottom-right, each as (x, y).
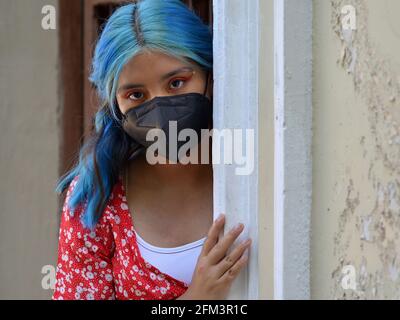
top-left (212, 0), bottom-right (313, 300)
top-left (212, 0), bottom-right (260, 300)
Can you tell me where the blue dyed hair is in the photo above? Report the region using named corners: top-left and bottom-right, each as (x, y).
top-left (55, 0), bottom-right (213, 230)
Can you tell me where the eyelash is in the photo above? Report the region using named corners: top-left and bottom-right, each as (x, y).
top-left (126, 78), bottom-right (188, 101)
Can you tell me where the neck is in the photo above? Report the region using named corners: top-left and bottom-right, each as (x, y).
top-left (125, 144), bottom-right (213, 193)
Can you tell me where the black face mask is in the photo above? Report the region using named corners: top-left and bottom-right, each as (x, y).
top-left (122, 71), bottom-right (212, 161)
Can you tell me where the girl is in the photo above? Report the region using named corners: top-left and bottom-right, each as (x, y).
top-left (52, 0), bottom-right (251, 300)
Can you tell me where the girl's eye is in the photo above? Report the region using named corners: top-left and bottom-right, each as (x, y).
top-left (126, 78), bottom-right (187, 101)
top-left (169, 79), bottom-right (186, 90)
top-left (127, 92), bottom-right (144, 101)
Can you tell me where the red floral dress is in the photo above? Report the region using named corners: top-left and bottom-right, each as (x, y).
top-left (52, 175), bottom-right (190, 300)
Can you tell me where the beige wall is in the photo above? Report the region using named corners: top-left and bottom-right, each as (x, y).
top-left (312, 0), bottom-right (400, 299)
top-left (0, 0), bottom-right (59, 299)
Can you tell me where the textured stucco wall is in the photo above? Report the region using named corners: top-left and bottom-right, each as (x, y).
top-left (312, 0), bottom-right (400, 299)
top-left (0, 0), bottom-right (59, 299)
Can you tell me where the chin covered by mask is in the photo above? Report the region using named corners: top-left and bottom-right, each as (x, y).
top-left (121, 71), bottom-right (212, 162)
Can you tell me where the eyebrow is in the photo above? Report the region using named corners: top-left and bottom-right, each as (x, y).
top-left (117, 66), bottom-right (194, 93)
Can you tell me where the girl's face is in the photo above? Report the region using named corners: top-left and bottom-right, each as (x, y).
top-left (116, 50), bottom-right (212, 115)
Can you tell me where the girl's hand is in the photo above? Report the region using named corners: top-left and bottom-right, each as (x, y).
top-left (178, 213), bottom-right (251, 300)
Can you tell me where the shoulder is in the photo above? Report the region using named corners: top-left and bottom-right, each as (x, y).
top-left (63, 174), bottom-right (124, 223)
top-left (59, 175), bottom-right (124, 254)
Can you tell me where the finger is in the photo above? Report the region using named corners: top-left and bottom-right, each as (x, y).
top-left (214, 238), bottom-right (251, 278)
top-left (200, 213), bottom-right (225, 257)
top-left (217, 249), bottom-right (249, 285)
top-left (207, 222), bottom-right (244, 265)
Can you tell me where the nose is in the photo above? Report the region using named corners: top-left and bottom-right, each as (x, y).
top-left (147, 90), bottom-right (173, 102)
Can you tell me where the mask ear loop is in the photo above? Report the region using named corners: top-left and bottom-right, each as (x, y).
top-left (203, 70), bottom-right (213, 131)
top-left (203, 71), bottom-right (209, 97)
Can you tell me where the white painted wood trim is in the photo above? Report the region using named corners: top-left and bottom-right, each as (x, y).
top-left (274, 0), bottom-right (285, 299)
top-left (212, 0), bottom-right (260, 300)
top-left (273, 0), bottom-right (313, 300)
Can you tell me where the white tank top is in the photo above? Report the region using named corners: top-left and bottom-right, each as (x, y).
top-left (134, 230), bottom-right (207, 286)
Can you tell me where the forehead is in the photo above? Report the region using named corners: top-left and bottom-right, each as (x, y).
top-left (119, 50), bottom-right (200, 81)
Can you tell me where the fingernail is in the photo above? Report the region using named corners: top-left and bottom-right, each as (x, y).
top-left (234, 223), bottom-right (243, 230)
top-left (216, 213), bottom-right (224, 222)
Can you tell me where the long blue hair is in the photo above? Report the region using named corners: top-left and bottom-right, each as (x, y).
top-left (55, 0), bottom-right (213, 230)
